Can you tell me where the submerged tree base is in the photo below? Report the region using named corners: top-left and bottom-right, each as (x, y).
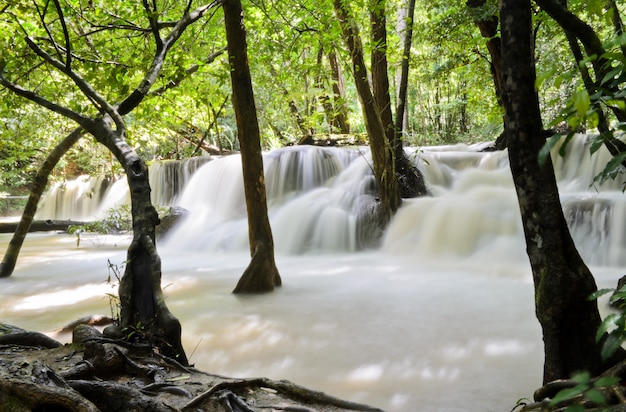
top-left (0, 323), bottom-right (382, 412)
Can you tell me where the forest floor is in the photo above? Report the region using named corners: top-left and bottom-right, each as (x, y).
top-left (0, 323), bottom-right (385, 412)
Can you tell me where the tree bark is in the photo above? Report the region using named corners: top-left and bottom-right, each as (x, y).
top-left (395, 0), bottom-right (416, 142)
top-left (333, 0), bottom-right (400, 222)
top-left (223, 0), bottom-right (282, 294)
top-left (0, 127), bottom-right (84, 278)
top-left (328, 51), bottom-right (351, 134)
top-left (501, 0), bottom-right (606, 384)
top-left (370, 0), bottom-right (394, 145)
top-left (392, 0), bottom-right (427, 199)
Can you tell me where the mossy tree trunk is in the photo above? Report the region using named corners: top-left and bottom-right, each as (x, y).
top-left (223, 0), bottom-right (282, 294)
top-left (333, 0), bottom-right (400, 223)
top-left (501, 0), bottom-right (606, 383)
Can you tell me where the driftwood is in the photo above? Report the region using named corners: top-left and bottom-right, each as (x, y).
top-left (0, 219), bottom-right (88, 234)
top-left (0, 322), bottom-right (385, 412)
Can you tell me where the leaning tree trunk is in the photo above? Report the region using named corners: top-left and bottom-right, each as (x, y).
top-left (501, 0), bottom-right (605, 384)
top-left (333, 0), bottom-right (400, 222)
top-left (0, 127), bottom-right (84, 278)
top-left (223, 0), bottom-right (282, 294)
top-left (89, 120), bottom-right (188, 365)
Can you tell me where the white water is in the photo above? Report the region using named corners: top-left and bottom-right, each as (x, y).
top-left (3, 135), bottom-right (626, 411)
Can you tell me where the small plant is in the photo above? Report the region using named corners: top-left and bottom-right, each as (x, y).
top-left (67, 205), bottom-right (133, 247)
top-left (105, 259), bottom-right (124, 325)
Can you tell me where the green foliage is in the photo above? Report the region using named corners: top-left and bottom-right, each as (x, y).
top-left (1, 0), bottom-right (623, 181)
top-left (67, 205), bottom-right (133, 247)
top-left (589, 285), bottom-right (626, 362)
top-left (548, 371), bottom-right (620, 410)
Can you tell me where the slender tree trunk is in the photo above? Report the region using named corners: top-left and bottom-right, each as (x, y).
top-left (328, 51), bottom-right (351, 134)
top-left (333, 0), bottom-right (400, 221)
top-left (501, 0), bottom-right (605, 383)
top-left (395, 0), bottom-right (416, 143)
top-left (223, 0), bottom-right (281, 294)
top-left (392, 0), bottom-right (426, 198)
top-left (370, 0), bottom-right (394, 145)
top-left (0, 127), bottom-right (84, 278)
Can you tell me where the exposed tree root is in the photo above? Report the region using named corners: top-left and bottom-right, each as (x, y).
top-left (0, 323), bottom-right (384, 412)
top-left (520, 359), bottom-right (626, 411)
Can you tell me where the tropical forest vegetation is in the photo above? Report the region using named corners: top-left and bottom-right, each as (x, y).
top-left (1, 0), bottom-right (626, 410)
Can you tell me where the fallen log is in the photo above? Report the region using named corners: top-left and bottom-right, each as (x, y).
top-left (0, 220), bottom-right (88, 234)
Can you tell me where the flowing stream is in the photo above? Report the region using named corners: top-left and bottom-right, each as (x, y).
top-left (2, 135), bottom-right (625, 411)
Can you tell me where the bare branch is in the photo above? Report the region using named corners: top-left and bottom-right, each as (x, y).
top-left (51, 0), bottom-right (71, 69)
top-left (33, 0), bottom-right (64, 62)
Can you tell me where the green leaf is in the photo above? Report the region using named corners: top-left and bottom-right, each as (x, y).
top-left (535, 68), bottom-right (555, 90)
top-left (538, 134), bottom-right (563, 166)
top-left (600, 66), bottom-right (623, 86)
top-left (549, 385), bottom-right (586, 406)
top-left (588, 288), bottom-right (615, 301)
top-left (589, 134), bottom-right (608, 155)
top-left (584, 388), bottom-right (605, 405)
top-left (594, 376), bottom-right (621, 387)
top-left (601, 333), bottom-right (622, 361)
top-left (596, 313), bottom-right (619, 342)
top-left (573, 89), bottom-right (590, 117)
top-left (594, 151), bottom-right (626, 184)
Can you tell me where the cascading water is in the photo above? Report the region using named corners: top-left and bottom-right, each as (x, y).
top-left (4, 134), bottom-right (626, 412)
top-left (35, 155), bottom-right (211, 221)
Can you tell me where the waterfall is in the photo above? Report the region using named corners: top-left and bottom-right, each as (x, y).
top-left (35, 135), bottom-right (626, 267)
top-left (36, 156), bottom-right (212, 221)
top-left (8, 133), bottom-right (626, 412)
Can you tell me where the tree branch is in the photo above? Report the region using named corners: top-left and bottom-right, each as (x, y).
top-left (149, 47), bottom-right (226, 97)
top-left (117, 1), bottom-right (223, 115)
top-left (24, 36), bottom-right (125, 130)
top-left (142, 0), bottom-right (163, 51)
top-left (0, 72), bottom-right (92, 129)
top-left (33, 0), bottom-right (64, 63)
top-left (52, 0), bottom-right (72, 69)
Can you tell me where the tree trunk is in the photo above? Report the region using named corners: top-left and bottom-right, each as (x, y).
top-left (333, 0), bottom-right (400, 222)
top-left (392, 0), bottom-right (427, 199)
top-left (501, 0), bottom-right (605, 384)
top-left (0, 128), bottom-right (84, 278)
top-left (223, 0), bottom-right (282, 294)
top-left (395, 0), bottom-right (416, 143)
top-left (370, 0), bottom-right (394, 145)
top-left (328, 51), bottom-right (351, 134)
top-left (89, 121), bottom-right (188, 365)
